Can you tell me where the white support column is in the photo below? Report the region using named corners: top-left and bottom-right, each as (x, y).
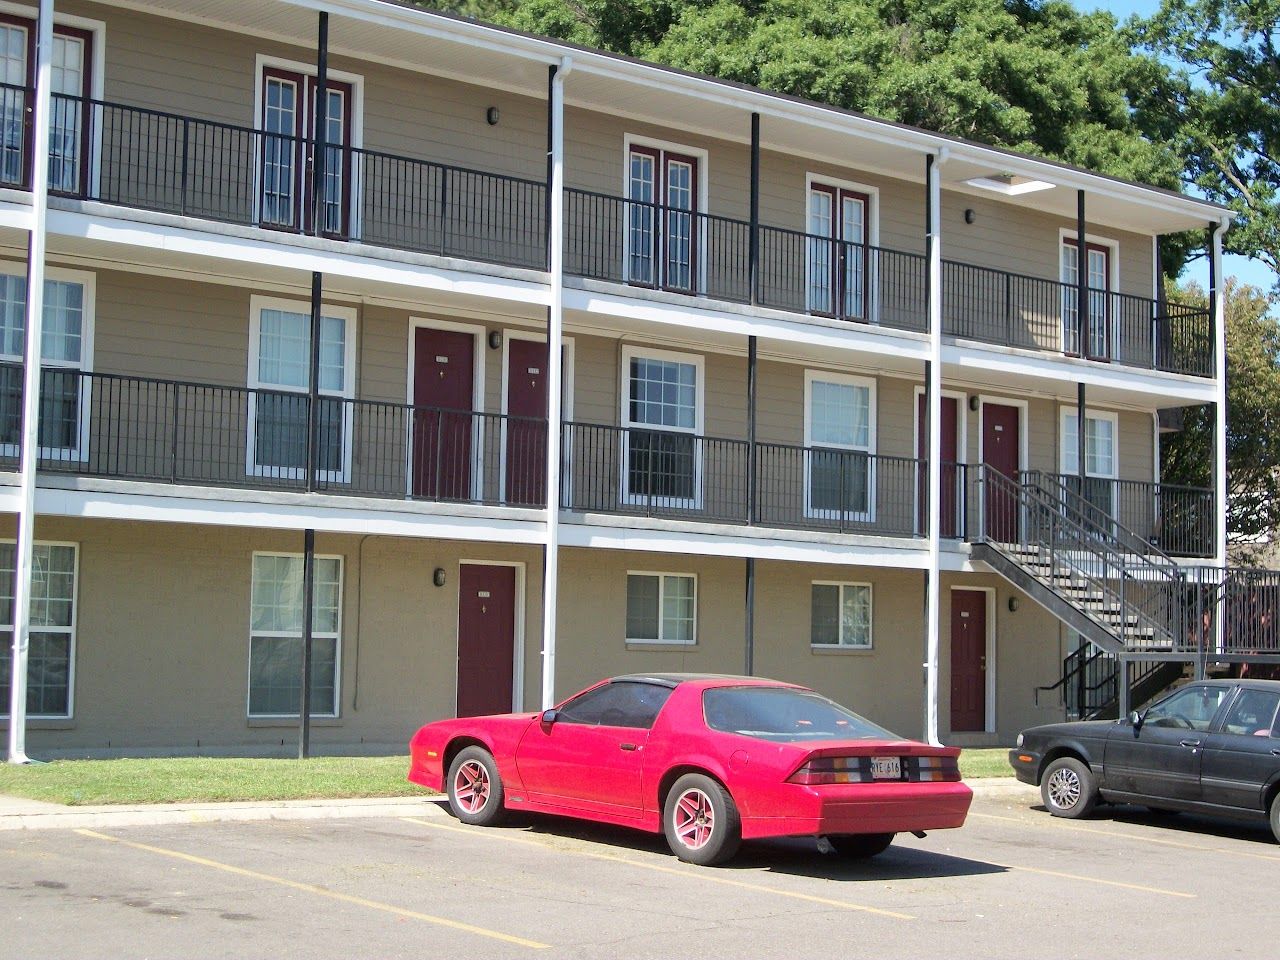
top-left (8, 0), bottom-right (53, 765)
top-left (540, 56), bottom-right (572, 711)
top-left (1212, 221), bottom-right (1227, 568)
top-left (924, 151), bottom-right (945, 747)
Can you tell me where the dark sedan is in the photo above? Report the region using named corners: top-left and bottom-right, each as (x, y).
top-left (1010, 679), bottom-right (1280, 842)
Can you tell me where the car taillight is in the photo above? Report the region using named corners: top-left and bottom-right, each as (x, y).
top-left (788, 755), bottom-right (961, 784)
top-left (788, 757), bottom-right (866, 784)
top-left (914, 755), bottom-right (962, 782)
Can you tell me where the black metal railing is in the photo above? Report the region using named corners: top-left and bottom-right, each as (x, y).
top-left (561, 421), bottom-right (925, 536)
top-left (942, 259), bottom-right (1212, 377)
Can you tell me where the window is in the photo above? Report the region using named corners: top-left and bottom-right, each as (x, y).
top-left (0, 542), bottom-right (77, 719)
top-left (1221, 689), bottom-right (1280, 738)
top-left (804, 372), bottom-right (874, 521)
top-left (807, 182), bottom-right (871, 319)
top-left (622, 348), bottom-right (702, 507)
top-left (625, 140), bottom-right (701, 291)
top-left (1060, 409), bottom-right (1117, 520)
top-left (557, 680), bottom-right (674, 728)
top-left (0, 15), bottom-right (94, 193)
top-left (703, 686), bottom-right (897, 742)
top-left (1061, 238), bottom-right (1112, 359)
top-left (248, 296), bottom-right (355, 482)
top-left (258, 63), bottom-right (355, 236)
top-left (1143, 684), bottom-right (1229, 732)
top-left (810, 582), bottom-right (872, 648)
top-left (248, 553), bottom-right (341, 717)
top-left (626, 572), bottom-right (696, 645)
top-left (0, 266), bottom-right (93, 460)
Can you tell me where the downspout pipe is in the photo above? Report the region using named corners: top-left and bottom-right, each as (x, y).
top-left (924, 149), bottom-right (945, 747)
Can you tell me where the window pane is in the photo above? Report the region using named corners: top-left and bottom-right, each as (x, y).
top-left (662, 575), bottom-right (695, 643)
top-left (251, 554), bottom-right (340, 634)
top-left (1145, 685), bottom-right (1229, 732)
top-left (248, 635), bottom-right (336, 716)
top-left (627, 429), bottom-right (695, 500)
top-left (811, 583), bottom-right (839, 645)
top-left (558, 680), bottom-right (673, 728)
top-left (626, 574), bottom-right (659, 640)
top-left (841, 585), bottom-right (871, 647)
top-left (809, 448), bottom-right (870, 514)
top-left (1221, 689), bottom-right (1280, 737)
top-left (809, 380), bottom-right (869, 448)
top-left (629, 357), bottom-right (696, 429)
top-left (258, 309), bottom-right (308, 388)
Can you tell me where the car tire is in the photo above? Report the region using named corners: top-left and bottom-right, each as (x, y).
top-left (663, 773), bottom-right (741, 867)
top-left (446, 746), bottom-right (507, 827)
top-left (828, 833), bottom-right (895, 859)
top-left (1270, 792), bottom-right (1280, 845)
top-left (1040, 756), bottom-right (1098, 819)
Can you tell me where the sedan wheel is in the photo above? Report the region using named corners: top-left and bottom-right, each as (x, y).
top-left (663, 773), bottom-right (741, 867)
top-left (446, 746), bottom-right (507, 827)
top-left (1270, 793), bottom-right (1280, 845)
top-left (1040, 756), bottom-right (1098, 819)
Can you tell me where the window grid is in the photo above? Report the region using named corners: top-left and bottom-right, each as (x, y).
top-left (810, 582), bottom-right (873, 649)
top-left (626, 572), bottom-right (696, 645)
top-left (0, 542), bottom-right (76, 718)
top-left (1061, 412), bottom-right (1117, 478)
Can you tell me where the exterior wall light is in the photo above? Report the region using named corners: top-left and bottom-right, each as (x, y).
top-left (486, 106), bottom-right (500, 125)
top-left (1008, 595), bottom-right (1020, 612)
top-left (488, 330), bottom-right (502, 349)
top-left (969, 395), bottom-right (980, 412)
top-left (433, 567), bottom-right (447, 588)
top-left (964, 208), bottom-right (976, 224)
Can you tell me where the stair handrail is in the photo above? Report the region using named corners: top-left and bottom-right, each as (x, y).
top-left (976, 466), bottom-right (1184, 650)
top-left (1020, 469), bottom-right (1181, 568)
top-left (1034, 645), bottom-right (1110, 707)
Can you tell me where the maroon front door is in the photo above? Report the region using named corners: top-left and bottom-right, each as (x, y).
top-left (950, 590), bottom-right (987, 732)
top-left (456, 564), bottom-right (516, 718)
top-left (982, 402), bottom-right (1020, 541)
top-left (412, 327), bottom-right (474, 500)
top-left (505, 339), bottom-right (548, 506)
top-left (917, 394), bottom-right (959, 536)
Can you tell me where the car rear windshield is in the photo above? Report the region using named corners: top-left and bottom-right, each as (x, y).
top-left (702, 686), bottom-right (898, 742)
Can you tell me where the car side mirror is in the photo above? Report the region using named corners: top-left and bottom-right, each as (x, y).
top-left (1129, 710), bottom-right (1143, 731)
top-left (540, 709), bottom-right (559, 725)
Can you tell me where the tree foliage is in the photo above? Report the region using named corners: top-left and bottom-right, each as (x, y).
top-left (1161, 279), bottom-right (1280, 559)
top-left (1138, 0), bottom-right (1280, 278)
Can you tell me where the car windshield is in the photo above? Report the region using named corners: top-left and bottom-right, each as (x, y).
top-left (702, 686), bottom-right (898, 742)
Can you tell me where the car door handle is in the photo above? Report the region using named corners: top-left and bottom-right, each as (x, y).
top-left (619, 743), bottom-right (639, 751)
top-left (1271, 749), bottom-right (1280, 757)
top-left (1179, 739), bottom-right (1201, 748)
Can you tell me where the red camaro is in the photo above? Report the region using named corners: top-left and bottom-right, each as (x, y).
top-left (408, 674), bottom-right (972, 866)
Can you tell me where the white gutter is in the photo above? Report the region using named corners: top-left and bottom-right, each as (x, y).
top-left (1213, 219), bottom-right (1228, 566)
top-left (924, 148), bottom-right (946, 747)
top-left (540, 55), bottom-right (571, 711)
top-left (7, 0), bottom-right (53, 765)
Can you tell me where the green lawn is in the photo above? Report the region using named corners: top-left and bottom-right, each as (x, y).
top-left (0, 748), bottom-right (1014, 807)
top-left (0, 755), bottom-right (428, 806)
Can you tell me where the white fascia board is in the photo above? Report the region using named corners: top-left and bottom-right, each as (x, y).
top-left (564, 286), bottom-right (931, 361)
top-left (559, 520), bottom-right (931, 568)
top-left (0, 199), bottom-right (33, 233)
top-left (44, 207), bottom-right (551, 307)
top-left (942, 341), bottom-right (1218, 405)
top-left (33, 484), bottom-right (550, 543)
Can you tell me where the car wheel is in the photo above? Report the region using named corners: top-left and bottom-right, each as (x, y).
top-left (663, 773), bottom-right (741, 867)
top-left (1040, 756), bottom-right (1098, 819)
top-left (827, 833), bottom-right (895, 859)
top-left (446, 746), bottom-right (507, 827)
top-left (1270, 792), bottom-right (1280, 845)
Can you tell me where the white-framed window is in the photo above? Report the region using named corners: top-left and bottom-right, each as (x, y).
top-left (0, 263), bottom-right (94, 462)
top-left (626, 571), bottom-right (696, 645)
top-left (247, 295), bottom-right (356, 484)
top-left (0, 541), bottom-right (78, 719)
top-left (806, 177), bottom-right (876, 319)
top-left (803, 371), bottom-right (875, 522)
top-left (623, 135), bottom-right (706, 292)
top-left (1060, 408), bottom-right (1118, 520)
top-left (1060, 235), bottom-right (1116, 360)
top-left (620, 346), bottom-right (704, 509)
top-left (810, 581), bottom-right (872, 649)
top-left (248, 552), bottom-right (342, 718)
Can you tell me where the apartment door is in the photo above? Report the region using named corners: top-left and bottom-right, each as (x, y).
top-left (412, 327), bottom-right (475, 501)
top-left (505, 339), bottom-right (549, 506)
top-left (982, 402), bottom-right (1021, 541)
top-left (627, 145), bottom-right (698, 292)
top-left (808, 183), bottom-right (870, 319)
top-left (456, 564), bottom-right (517, 718)
top-left (916, 394), bottom-right (959, 536)
top-left (950, 590), bottom-right (987, 732)
top-left (1061, 239), bottom-right (1112, 361)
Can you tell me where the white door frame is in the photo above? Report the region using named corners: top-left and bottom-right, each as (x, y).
top-left (456, 559), bottom-right (527, 715)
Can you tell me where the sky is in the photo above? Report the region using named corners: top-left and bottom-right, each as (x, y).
top-left (1074, 0), bottom-right (1275, 296)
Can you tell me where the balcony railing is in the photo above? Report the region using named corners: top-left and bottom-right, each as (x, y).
top-left (942, 259), bottom-right (1212, 377)
top-left (563, 421), bottom-right (924, 536)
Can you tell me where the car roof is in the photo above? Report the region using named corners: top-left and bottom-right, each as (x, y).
top-left (610, 674), bottom-right (801, 690)
top-left (1182, 679), bottom-right (1280, 691)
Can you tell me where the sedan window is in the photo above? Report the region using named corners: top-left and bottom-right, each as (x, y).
top-left (1221, 689), bottom-right (1280, 738)
top-left (1144, 685), bottom-right (1230, 732)
top-left (557, 681), bottom-right (673, 729)
top-left (703, 686), bottom-right (897, 742)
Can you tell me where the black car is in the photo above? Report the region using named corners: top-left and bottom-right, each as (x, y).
top-left (1010, 679), bottom-right (1280, 842)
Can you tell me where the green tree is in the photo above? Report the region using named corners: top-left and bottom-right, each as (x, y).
top-left (1161, 279), bottom-right (1280, 559)
top-left (1138, 0), bottom-right (1280, 280)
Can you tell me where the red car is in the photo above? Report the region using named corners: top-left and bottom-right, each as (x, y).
top-left (408, 674), bottom-right (972, 866)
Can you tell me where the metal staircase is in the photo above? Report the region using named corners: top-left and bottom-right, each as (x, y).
top-left (1035, 645), bottom-right (1186, 720)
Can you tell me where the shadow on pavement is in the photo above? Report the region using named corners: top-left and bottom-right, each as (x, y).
top-left (1025, 801), bottom-right (1278, 846)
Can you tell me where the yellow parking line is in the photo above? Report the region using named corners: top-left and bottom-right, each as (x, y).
top-left (970, 811), bottom-right (1280, 863)
top-left (74, 829), bottom-right (550, 950)
top-left (1003, 864), bottom-right (1194, 898)
top-left (401, 817), bottom-right (915, 920)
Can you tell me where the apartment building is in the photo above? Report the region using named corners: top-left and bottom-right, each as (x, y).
top-left (0, 0), bottom-right (1252, 758)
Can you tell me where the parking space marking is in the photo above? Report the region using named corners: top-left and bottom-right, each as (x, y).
top-left (971, 811), bottom-right (1280, 863)
top-left (1000, 863), bottom-right (1194, 898)
top-left (401, 817), bottom-right (915, 920)
top-left (74, 829), bottom-right (550, 950)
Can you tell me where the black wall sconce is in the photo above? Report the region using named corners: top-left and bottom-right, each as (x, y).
top-left (433, 567), bottom-right (447, 588)
top-left (487, 330), bottom-right (502, 350)
top-left (1008, 595), bottom-right (1020, 612)
top-left (964, 208), bottom-right (976, 225)
top-left (969, 395), bottom-right (980, 412)
top-left (486, 106), bottom-right (500, 126)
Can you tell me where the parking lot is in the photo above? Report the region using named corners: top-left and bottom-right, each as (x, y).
top-left (3, 786), bottom-right (1277, 959)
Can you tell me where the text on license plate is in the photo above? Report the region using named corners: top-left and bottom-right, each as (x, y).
top-left (871, 757), bottom-right (901, 779)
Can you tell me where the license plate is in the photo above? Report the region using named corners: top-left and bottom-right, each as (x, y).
top-left (871, 757), bottom-right (901, 780)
